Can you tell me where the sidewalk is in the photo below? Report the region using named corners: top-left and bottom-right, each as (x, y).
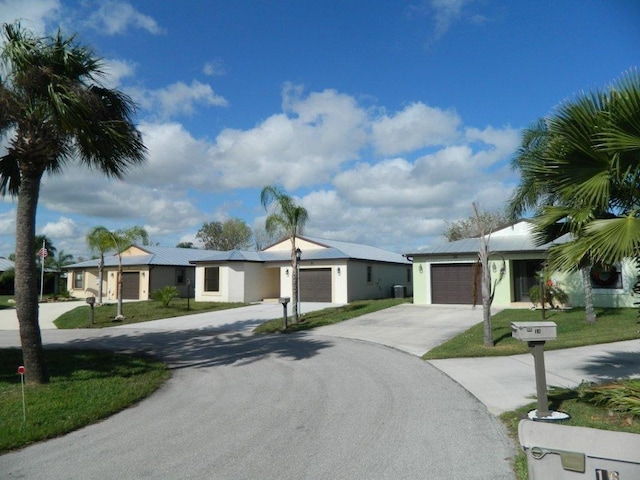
top-left (0, 301), bottom-right (83, 330)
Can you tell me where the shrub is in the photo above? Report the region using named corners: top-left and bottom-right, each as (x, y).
top-left (152, 286), bottom-right (179, 307)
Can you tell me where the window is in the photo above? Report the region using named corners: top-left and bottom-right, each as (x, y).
top-left (176, 268), bottom-right (186, 285)
top-left (73, 271), bottom-right (83, 289)
top-left (407, 267), bottom-right (411, 282)
top-left (204, 267), bottom-right (220, 292)
top-left (366, 266), bottom-right (372, 283)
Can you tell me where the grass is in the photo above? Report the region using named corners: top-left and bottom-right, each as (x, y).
top-left (423, 307), bottom-right (640, 360)
top-left (54, 298), bottom-right (247, 328)
top-left (0, 348), bottom-right (169, 453)
top-left (253, 297), bottom-right (410, 333)
top-left (501, 380), bottom-right (640, 480)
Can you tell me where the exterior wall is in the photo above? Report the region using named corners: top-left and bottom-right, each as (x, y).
top-left (265, 237), bottom-right (326, 253)
top-left (68, 266), bottom-right (150, 301)
top-left (279, 260), bottom-right (348, 303)
top-left (412, 256), bottom-right (476, 305)
top-left (243, 264), bottom-right (280, 302)
top-left (346, 261), bottom-right (412, 302)
top-left (148, 266), bottom-right (195, 298)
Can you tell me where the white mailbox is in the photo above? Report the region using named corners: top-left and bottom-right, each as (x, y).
top-left (511, 322), bottom-right (557, 342)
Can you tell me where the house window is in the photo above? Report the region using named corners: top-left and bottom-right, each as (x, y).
top-left (73, 271), bottom-right (83, 289)
top-left (204, 267), bottom-right (220, 292)
top-left (176, 268), bottom-right (186, 285)
top-left (366, 266), bottom-right (372, 283)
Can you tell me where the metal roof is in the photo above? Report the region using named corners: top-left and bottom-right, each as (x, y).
top-left (408, 221), bottom-right (571, 257)
top-left (65, 246), bottom-right (216, 269)
top-left (0, 257), bottom-right (14, 271)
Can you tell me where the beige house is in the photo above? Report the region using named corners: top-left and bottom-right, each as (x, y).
top-left (409, 221), bottom-right (638, 308)
top-left (65, 245), bottom-right (214, 301)
top-left (191, 236), bottom-right (413, 304)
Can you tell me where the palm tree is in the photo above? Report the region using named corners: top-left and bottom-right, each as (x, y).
top-left (0, 24), bottom-right (146, 383)
top-left (86, 226), bottom-right (113, 304)
top-left (104, 226), bottom-right (148, 319)
top-left (49, 249), bottom-right (74, 295)
top-left (260, 186), bottom-right (309, 324)
top-left (508, 70), bottom-right (640, 322)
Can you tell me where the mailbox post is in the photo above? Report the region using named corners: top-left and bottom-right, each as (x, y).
top-left (279, 297), bottom-right (290, 329)
top-left (511, 321), bottom-right (568, 420)
top-left (86, 296), bottom-right (96, 325)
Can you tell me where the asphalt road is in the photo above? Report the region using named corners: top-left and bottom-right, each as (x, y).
top-left (0, 325), bottom-right (516, 479)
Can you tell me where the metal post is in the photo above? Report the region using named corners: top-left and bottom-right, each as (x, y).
top-left (529, 341), bottom-right (551, 418)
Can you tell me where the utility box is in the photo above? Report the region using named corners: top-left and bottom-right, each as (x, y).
top-left (519, 419), bottom-right (640, 479)
top-left (511, 321), bottom-right (557, 342)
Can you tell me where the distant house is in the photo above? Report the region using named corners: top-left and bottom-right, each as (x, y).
top-left (408, 221), bottom-right (637, 308)
top-left (65, 246), bottom-right (214, 301)
top-left (0, 257), bottom-right (15, 294)
top-left (191, 236), bottom-right (413, 304)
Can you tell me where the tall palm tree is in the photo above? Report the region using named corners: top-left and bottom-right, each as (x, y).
top-left (103, 226), bottom-right (148, 320)
top-left (0, 24), bottom-right (146, 383)
top-left (49, 249), bottom-right (74, 295)
top-left (86, 226), bottom-right (113, 304)
top-left (260, 185), bottom-right (308, 324)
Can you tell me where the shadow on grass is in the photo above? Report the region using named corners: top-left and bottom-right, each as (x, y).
top-left (42, 325), bottom-right (334, 372)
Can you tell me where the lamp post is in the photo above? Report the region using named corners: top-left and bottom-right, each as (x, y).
top-left (186, 278), bottom-right (191, 311)
top-left (295, 247), bottom-right (302, 321)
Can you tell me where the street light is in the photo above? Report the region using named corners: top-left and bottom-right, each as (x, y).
top-left (295, 248), bottom-right (302, 320)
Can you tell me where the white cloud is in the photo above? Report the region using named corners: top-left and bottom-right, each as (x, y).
top-left (41, 216), bottom-right (79, 238)
top-left (0, 0), bottom-right (60, 34)
top-left (87, 1), bottom-right (164, 35)
top-left (203, 59), bottom-right (227, 77)
top-left (101, 58), bottom-right (137, 88)
top-left (371, 102), bottom-right (461, 155)
top-left (131, 80), bottom-right (228, 120)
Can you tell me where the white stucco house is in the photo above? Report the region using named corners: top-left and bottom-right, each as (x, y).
top-left (409, 221), bottom-right (638, 308)
top-left (65, 237), bottom-right (412, 304)
top-left (191, 236), bottom-right (412, 304)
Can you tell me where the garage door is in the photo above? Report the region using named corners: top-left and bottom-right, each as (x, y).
top-left (299, 268), bottom-right (332, 302)
top-left (121, 272), bottom-right (140, 300)
top-left (430, 264), bottom-right (479, 304)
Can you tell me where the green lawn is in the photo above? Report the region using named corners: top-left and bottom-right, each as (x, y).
top-left (254, 297), bottom-right (410, 333)
top-left (54, 298), bottom-right (247, 328)
top-left (0, 348), bottom-right (169, 453)
top-left (423, 307), bottom-right (640, 360)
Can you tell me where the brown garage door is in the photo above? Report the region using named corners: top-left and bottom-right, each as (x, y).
top-left (299, 268), bottom-right (332, 302)
top-left (121, 272), bottom-right (140, 300)
top-left (431, 263), bottom-right (479, 304)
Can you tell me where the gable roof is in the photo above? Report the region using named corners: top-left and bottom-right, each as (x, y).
top-left (409, 221), bottom-right (571, 257)
top-left (65, 245), bottom-right (216, 269)
top-left (191, 236), bottom-right (410, 265)
top-left (0, 257), bottom-right (14, 271)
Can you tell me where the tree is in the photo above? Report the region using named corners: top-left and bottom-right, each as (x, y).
top-left (49, 249), bottom-right (74, 295)
top-left (253, 226), bottom-right (281, 251)
top-left (196, 218), bottom-right (253, 250)
top-left (508, 70), bottom-right (640, 323)
top-left (86, 226), bottom-right (113, 304)
top-left (443, 208), bottom-right (510, 242)
top-left (260, 185), bottom-right (309, 324)
top-left (0, 24), bottom-right (146, 383)
top-left (103, 226), bottom-right (148, 320)
top-left (176, 241), bottom-right (194, 249)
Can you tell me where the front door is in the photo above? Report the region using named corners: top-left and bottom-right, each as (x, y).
top-left (513, 260), bottom-right (543, 302)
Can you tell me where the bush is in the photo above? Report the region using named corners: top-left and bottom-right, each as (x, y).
top-left (152, 286), bottom-right (179, 307)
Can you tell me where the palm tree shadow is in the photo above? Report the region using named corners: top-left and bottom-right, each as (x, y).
top-left (576, 350), bottom-right (640, 383)
top-left (48, 328), bottom-right (334, 372)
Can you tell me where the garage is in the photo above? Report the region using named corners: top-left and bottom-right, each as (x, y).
top-left (430, 263), bottom-right (480, 304)
top-left (299, 268), bottom-right (332, 302)
top-left (121, 272), bottom-right (140, 300)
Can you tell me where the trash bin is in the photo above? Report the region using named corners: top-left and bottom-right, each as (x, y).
top-left (519, 419), bottom-right (640, 479)
top-left (392, 285), bottom-right (405, 298)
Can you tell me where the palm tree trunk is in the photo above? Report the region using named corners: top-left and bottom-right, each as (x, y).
top-left (116, 258), bottom-right (124, 318)
top-left (582, 267), bottom-right (597, 323)
top-left (15, 173), bottom-right (49, 384)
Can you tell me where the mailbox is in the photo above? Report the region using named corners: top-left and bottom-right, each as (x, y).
top-left (511, 322), bottom-right (557, 342)
top-left (279, 297), bottom-right (290, 306)
top-left (85, 296), bottom-right (96, 306)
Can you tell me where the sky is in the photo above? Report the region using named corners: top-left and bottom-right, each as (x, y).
top-left (0, 0), bottom-right (639, 260)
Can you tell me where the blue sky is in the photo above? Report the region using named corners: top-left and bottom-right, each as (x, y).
top-left (1, 0), bottom-right (639, 259)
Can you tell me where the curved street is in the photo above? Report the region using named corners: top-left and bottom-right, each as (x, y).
top-left (0, 303), bottom-right (516, 479)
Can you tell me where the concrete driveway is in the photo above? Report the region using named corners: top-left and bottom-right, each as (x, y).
top-left (0, 302), bottom-right (517, 479)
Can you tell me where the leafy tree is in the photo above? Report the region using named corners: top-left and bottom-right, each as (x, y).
top-left (253, 226), bottom-right (281, 250)
top-left (103, 226), bottom-right (148, 320)
top-left (443, 208), bottom-right (510, 242)
top-left (86, 226), bottom-right (113, 304)
top-left (261, 185), bottom-right (308, 324)
top-left (196, 218), bottom-right (253, 250)
top-left (0, 23), bottom-right (146, 382)
top-left (175, 241), bottom-right (194, 248)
